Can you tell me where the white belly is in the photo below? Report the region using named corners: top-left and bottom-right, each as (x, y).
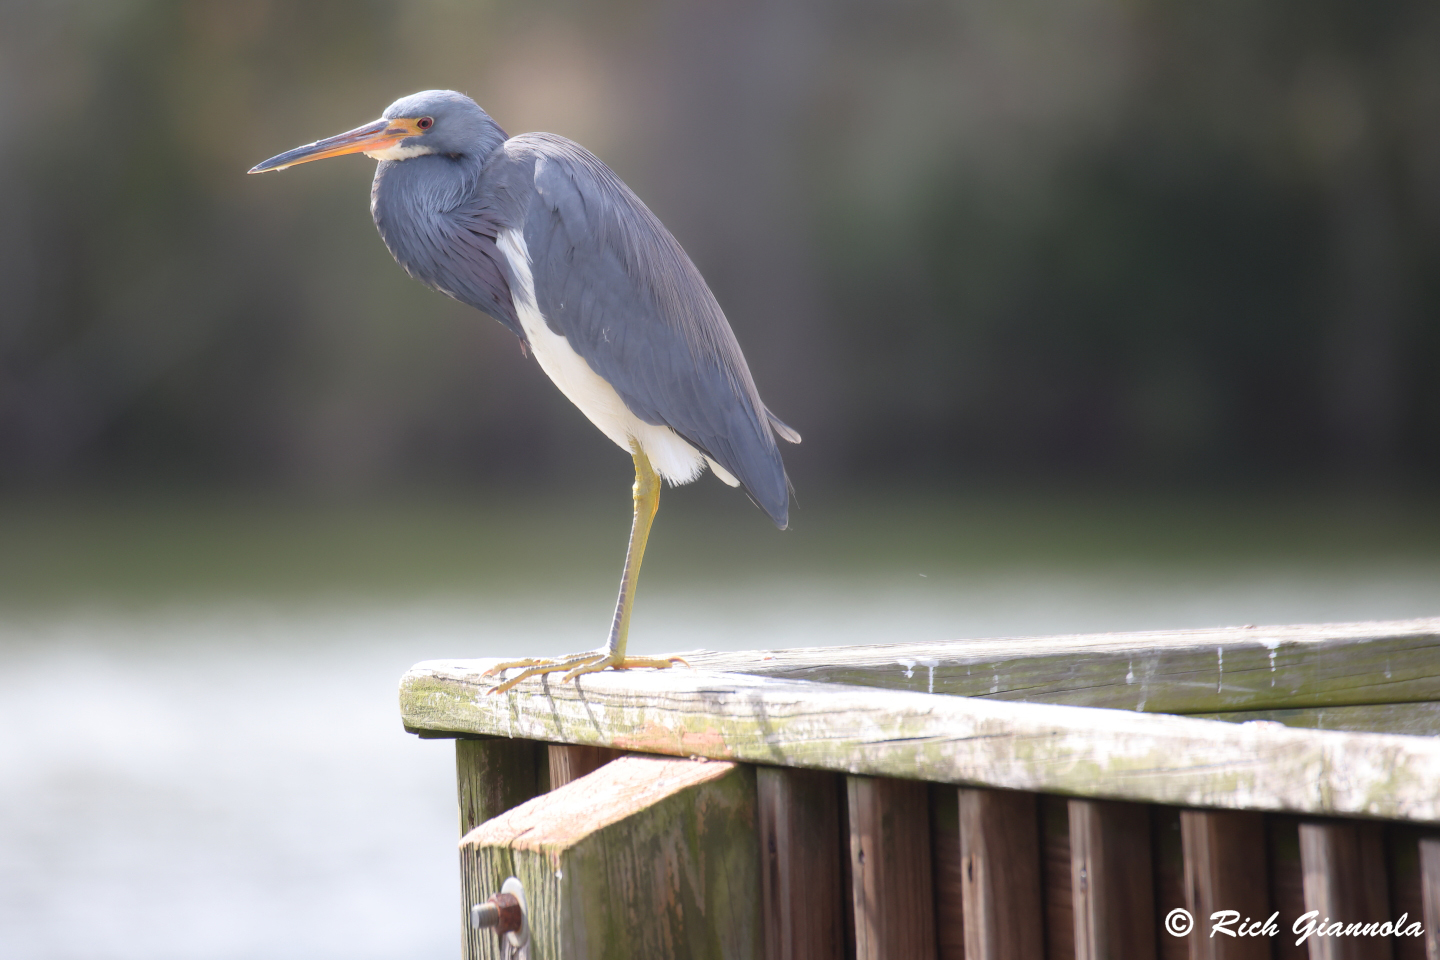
top-left (496, 227), bottom-right (736, 487)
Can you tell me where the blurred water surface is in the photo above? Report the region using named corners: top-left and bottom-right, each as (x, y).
top-left (3, 491), bottom-right (1439, 959)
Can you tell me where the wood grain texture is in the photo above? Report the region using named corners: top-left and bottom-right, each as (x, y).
top-left (548, 743), bottom-right (622, 789)
top-left (684, 618), bottom-right (1440, 714)
top-left (847, 776), bottom-right (937, 960)
top-left (1069, 800), bottom-right (1155, 960)
top-left (457, 739), bottom-right (544, 837)
top-left (758, 766), bottom-right (844, 960)
top-left (1041, 796), bottom-right (1075, 960)
top-left (1152, 808), bottom-right (1187, 960)
top-left (457, 739), bottom-right (546, 960)
top-left (1419, 838), bottom-right (1440, 960)
top-left (960, 788), bottom-right (1044, 960)
top-left (1387, 828), bottom-right (1428, 960)
top-left (1179, 810), bottom-right (1270, 960)
top-left (1267, 817), bottom-right (1308, 960)
top-left (402, 662), bottom-right (1440, 822)
top-left (1298, 821), bottom-right (1393, 960)
top-left (461, 755), bottom-right (760, 960)
top-left (930, 785), bottom-right (965, 960)
top-left (1196, 703), bottom-right (1440, 737)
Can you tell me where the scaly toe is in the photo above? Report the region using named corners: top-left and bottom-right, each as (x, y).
top-left (485, 652), bottom-right (606, 694)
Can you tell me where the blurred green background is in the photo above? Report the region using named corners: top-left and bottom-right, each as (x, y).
top-left (4, 0), bottom-right (1439, 501)
top-left (2, 4), bottom-right (1438, 957)
top-left (0, 0), bottom-right (1437, 617)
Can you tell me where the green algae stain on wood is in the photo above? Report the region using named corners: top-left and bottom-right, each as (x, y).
top-left (403, 663), bottom-right (1440, 823)
top-left (461, 756), bottom-right (760, 960)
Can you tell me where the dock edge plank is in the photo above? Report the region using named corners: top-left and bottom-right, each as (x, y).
top-left (401, 661), bottom-right (1440, 823)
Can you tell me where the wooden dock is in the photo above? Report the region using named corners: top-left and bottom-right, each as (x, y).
top-left (401, 616), bottom-right (1440, 959)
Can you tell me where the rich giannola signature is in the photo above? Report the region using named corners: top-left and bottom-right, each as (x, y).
top-left (1165, 907), bottom-right (1425, 946)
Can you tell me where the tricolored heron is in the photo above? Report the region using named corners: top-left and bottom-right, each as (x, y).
top-left (250, 90), bottom-right (798, 693)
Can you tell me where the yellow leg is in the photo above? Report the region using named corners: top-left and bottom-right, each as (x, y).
top-left (484, 443), bottom-right (687, 694)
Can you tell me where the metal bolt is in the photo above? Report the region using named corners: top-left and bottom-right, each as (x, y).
top-left (472, 892), bottom-right (523, 934)
top-left (471, 876), bottom-right (530, 955)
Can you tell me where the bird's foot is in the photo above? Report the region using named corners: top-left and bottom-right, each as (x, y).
top-left (483, 650), bottom-right (689, 695)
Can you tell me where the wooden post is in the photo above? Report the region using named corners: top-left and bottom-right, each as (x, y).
top-left (1298, 821), bottom-right (1393, 960)
top-left (847, 775), bottom-right (937, 960)
top-left (462, 755), bottom-right (760, 960)
top-left (1417, 837), bottom-right (1439, 960)
top-left (1069, 799), bottom-right (1156, 960)
top-left (547, 743), bottom-right (622, 789)
top-left (456, 739), bottom-right (546, 960)
top-left (757, 766), bottom-right (845, 960)
top-left (959, 788), bottom-right (1044, 960)
top-left (457, 739), bottom-right (545, 837)
top-left (1180, 810), bottom-right (1270, 960)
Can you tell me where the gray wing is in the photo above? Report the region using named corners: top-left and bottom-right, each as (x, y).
top-left (509, 134), bottom-right (795, 528)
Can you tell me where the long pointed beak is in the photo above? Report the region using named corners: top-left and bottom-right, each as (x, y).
top-left (248, 117), bottom-right (421, 173)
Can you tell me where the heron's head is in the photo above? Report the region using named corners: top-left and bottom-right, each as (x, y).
top-left (248, 90), bottom-right (502, 174)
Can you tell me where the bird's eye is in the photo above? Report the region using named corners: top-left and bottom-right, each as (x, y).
top-left (417, 117), bottom-right (434, 130)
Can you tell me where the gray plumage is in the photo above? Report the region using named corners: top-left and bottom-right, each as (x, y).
top-left (367, 91), bottom-right (797, 527)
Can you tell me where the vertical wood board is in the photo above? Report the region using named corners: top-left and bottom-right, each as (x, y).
top-left (758, 766), bottom-right (844, 960)
top-left (1179, 809), bottom-right (1270, 960)
top-left (930, 785), bottom-right (965, 960)
top-left (1416, 838), bottom-right (1439, 960)
top-left (1151, 808), bottom-right (1187, 960)
top-left (1069, 799), bottom-right (1156, 960)
top-left (847, 776), bottom-right (937, 960)
top-left (1298, 821), bottom-right (1393, 960)
top-left (1042, 796), bottom-right (1075, 960)
top-left (457, 739), bottom-right (544, 837)
top-left (960, 788), bottom-right (1043, 960)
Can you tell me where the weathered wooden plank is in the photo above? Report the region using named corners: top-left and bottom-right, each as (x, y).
top-left (402, 661), bottom-right (1440, 822)
top-left (685, 618), bottom-right (1440, 714)
top-left (456, 739), bottom-right (544, 837)
top-left (1197, 703), bottom-right (1440, 737)
top-left (461, 755), bottom-right (760, 960)
top-left (847, 776), bottom-right (936, 960)
top-left (960, 788), bottom-right (1043, 960)
top-left (547, 743), bottom-right (622, 789)
top-left (1418, 838), bottom-right (1440, 960)
top-left (1069, 800), bottom-right (1155, 960)
top-left (1298, 821), bottom-right (1393, 960)
top-left (757, 766), bottom-right (844, 960)
top-left (1179, 810), bottom-right (1269, 960)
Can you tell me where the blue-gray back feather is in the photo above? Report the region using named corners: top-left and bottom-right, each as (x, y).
top-left (503, 134), bottom-right (792, 528)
